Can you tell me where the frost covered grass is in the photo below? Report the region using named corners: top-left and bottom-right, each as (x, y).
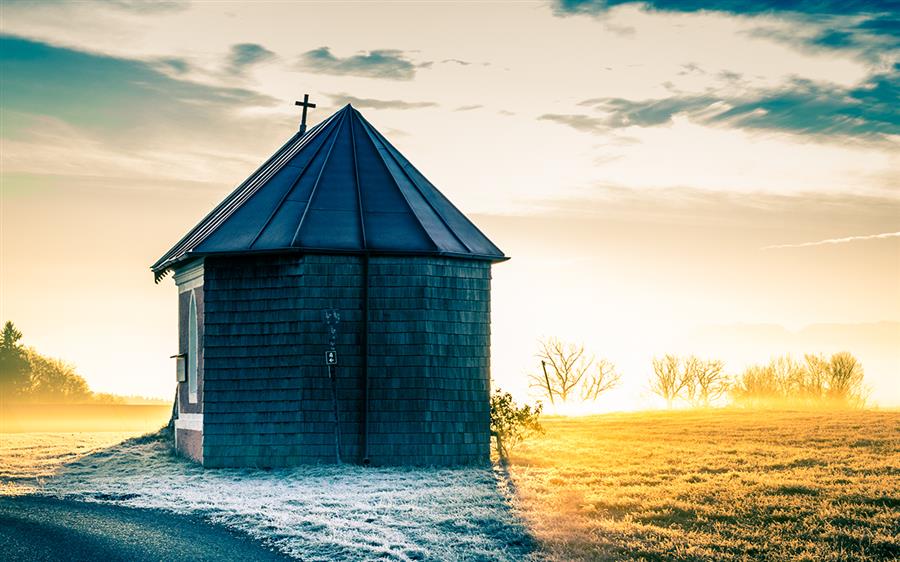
top-left (507, 409), bottom-right (900, 561)
top-left (7, 410), bottom-right (897, 561)
top-left (30, 430), bottom-right (536, 561)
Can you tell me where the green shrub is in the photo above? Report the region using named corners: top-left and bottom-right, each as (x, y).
top-left (490, 389), bottom-right (544, 461)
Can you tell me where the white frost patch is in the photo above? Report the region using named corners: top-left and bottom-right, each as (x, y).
top-left (34, 432), bottom-right (536, 561)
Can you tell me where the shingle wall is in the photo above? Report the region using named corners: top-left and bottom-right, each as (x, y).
top-left (367, 257), bottom-right (491, 465)
top-left (201, 253), bottom-right (491, 467)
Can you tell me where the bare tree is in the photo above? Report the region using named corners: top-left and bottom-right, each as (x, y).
top-left (800, 354), bottom-right (829, 402)
top-left (691, 358), bottom-right (728, 407)
top-left (771, 355), bottom-right (805, 397)
top-left (529, 337), bottom-right (593, 403)
top-left (827, 352), bottom-right (866, 407)
top-left (581, 359), bottom-right (621, 401)
top-left (650, 354), bottom-right (687, 408)
top-left (682, 355), bottom-right (703, 407)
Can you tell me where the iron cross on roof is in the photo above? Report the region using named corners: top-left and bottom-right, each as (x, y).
top-left (295, 94), bottom-right (317, 135)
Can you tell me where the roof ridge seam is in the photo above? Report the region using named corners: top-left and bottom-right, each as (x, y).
top-left (348, 109), bottom-right (368, 250)
top-left (364, 118), bottom-right (473, 253)
top-left (248, 116), bottom-right (343, 249)
top-left (178, 115), bottom-right (333, 255)
top-left (356, 114), bottom-right (442, 253)
top-left (368, 121), bottom-right (504, 257)
top-left (152, 114), bottom-right (337, 273)
top-left (151, 132), bottom-right (302, 272)
top-left (291, 109), bottom-right (347, 248)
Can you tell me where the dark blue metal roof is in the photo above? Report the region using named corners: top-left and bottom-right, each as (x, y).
top-left (151, 104), bottom-right (507, 280)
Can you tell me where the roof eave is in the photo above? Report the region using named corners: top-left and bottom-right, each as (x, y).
top-left (152, 246), bottom-right (508, 281)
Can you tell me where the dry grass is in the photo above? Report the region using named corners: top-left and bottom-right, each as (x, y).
top-left (507, 409), bottom-right (900, 561)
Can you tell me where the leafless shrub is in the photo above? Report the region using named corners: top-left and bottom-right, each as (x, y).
top-left (732, 352), bottom-right (867, 408)
top-left (581, 359), bottom-right (621, 401)
top-left (529, 338), bottom-right (620, 403)
top-left (652, 355), bottom-right (727, 408)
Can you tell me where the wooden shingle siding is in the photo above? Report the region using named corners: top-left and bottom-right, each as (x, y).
top-left (201, 253), bottom-right (491, 468)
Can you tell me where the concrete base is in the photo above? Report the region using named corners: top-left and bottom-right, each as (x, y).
top-left (175, 428), bottom-right (203, 463)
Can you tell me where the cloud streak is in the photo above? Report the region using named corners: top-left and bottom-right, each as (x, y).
top-left (0, 34), bottom-right (289, 184)
top-left (763, 231), bottom-right (900, 249)
top-left (328, 93), bottom-right (437, 110)
top-left (554, 0), bottom-right (896, 17)
top-left (298, 47), bottom-right (424, 80)
top-left (0, 34), bottom-right (276, 140)
top-left (554, 1), bottom-right (899, 62)
top-left (543, 73), bottom-right (900, 140)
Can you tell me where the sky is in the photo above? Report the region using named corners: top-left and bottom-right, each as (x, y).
top-left (1, 0), bottom-right (898, 409)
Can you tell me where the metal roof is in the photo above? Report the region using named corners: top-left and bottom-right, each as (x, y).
top-left (151, 104), bottom-right (507, 281)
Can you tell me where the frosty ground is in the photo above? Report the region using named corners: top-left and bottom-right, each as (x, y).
top-left (5, 410), bottom-right (897, 561)
top-left (10, 430), bottom-right (536, 561)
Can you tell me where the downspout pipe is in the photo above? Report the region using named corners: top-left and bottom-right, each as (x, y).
top-left (362, 252), bottom-right (371, 465)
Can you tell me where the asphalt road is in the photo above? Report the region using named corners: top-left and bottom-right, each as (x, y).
top-left (0, 495), bottom-right (294, 562)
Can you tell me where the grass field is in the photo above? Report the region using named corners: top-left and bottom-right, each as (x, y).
top-left (506, 409), bottom-right (900, 561)
top-left (3, 409), bottom-right (898, 560)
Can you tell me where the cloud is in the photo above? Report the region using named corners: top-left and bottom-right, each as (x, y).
top-left (441, 58), bottom-right (472, 66)
top-left (546, 73), bottom-right (900, 140)
top-left (327, 93), bottom-right (437, 110)
top-left (0, 34), bottom-right (286, 182)
top-left (554, 1), bottom-right (898, 62)
top-left (746, 16), bottom-right (899, 61)
top-left (0, 34), bottom-right (277, 140)
top-left (226, 43), bottom-right (276, 75)
top-left (297, 47), bottom-right (423, 80)
top-left (104, 0), bottom-right (188, 12)
top-left (4, 0), bottom-right (188, 13)
top-left (553, 1), bottom-right (895, 17)
top-left (154, 57), bottom-right (190, 75)
top-left (455, 105), bottom-right (482, 112)
top-left (763, 231), bottom-right (900, 249)
top-left (539, 113), bottom-right (611, 133)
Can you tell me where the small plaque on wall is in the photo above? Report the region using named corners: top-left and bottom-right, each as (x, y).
top-left (172, 353), bottom-right (187, 382)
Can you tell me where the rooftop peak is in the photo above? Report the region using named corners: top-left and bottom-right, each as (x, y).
top-left (152, 104), bottom-right (506, 281)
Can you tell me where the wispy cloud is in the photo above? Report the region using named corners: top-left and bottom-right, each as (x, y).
top-left (553, 0), bottom-right (894, 18)
top-left (553, 1), bottom-right (898, 62)
top-left (544, 73), bottom-right (900, 140)
top-left (763, 232), bottom-right (900, 250)
top-left (298, 47), bottom-right (424, 80)
top-left (226, 43), bottom-right (275, 75)
top-left (5, 0), bottom-right (189, 14)
top-left (328, 93), bottom-right (437, 110)
top-left (0, 34), bottom-right (282, 180)
top-left (539, 113), bottom-right (609, 133)
top-left (153, 57), bottom-right (190, 75)
top-left (107, 0), bottom-right (188, 12)
top-left (0, 35), bottom-right (276, 140)
top-left (455, 105), bottom-right (482, 112)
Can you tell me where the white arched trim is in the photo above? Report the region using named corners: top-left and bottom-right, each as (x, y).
top-left (187, 290), bottom-right (199, 403)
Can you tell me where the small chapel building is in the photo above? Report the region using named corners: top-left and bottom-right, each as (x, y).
top-left (151, 102), bottom-right (507, 467)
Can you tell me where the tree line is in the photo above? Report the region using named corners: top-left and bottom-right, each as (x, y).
top-left (0, 321), bottom-right (133, 404)
top-left (528, 337), bottom-right (868, 410)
